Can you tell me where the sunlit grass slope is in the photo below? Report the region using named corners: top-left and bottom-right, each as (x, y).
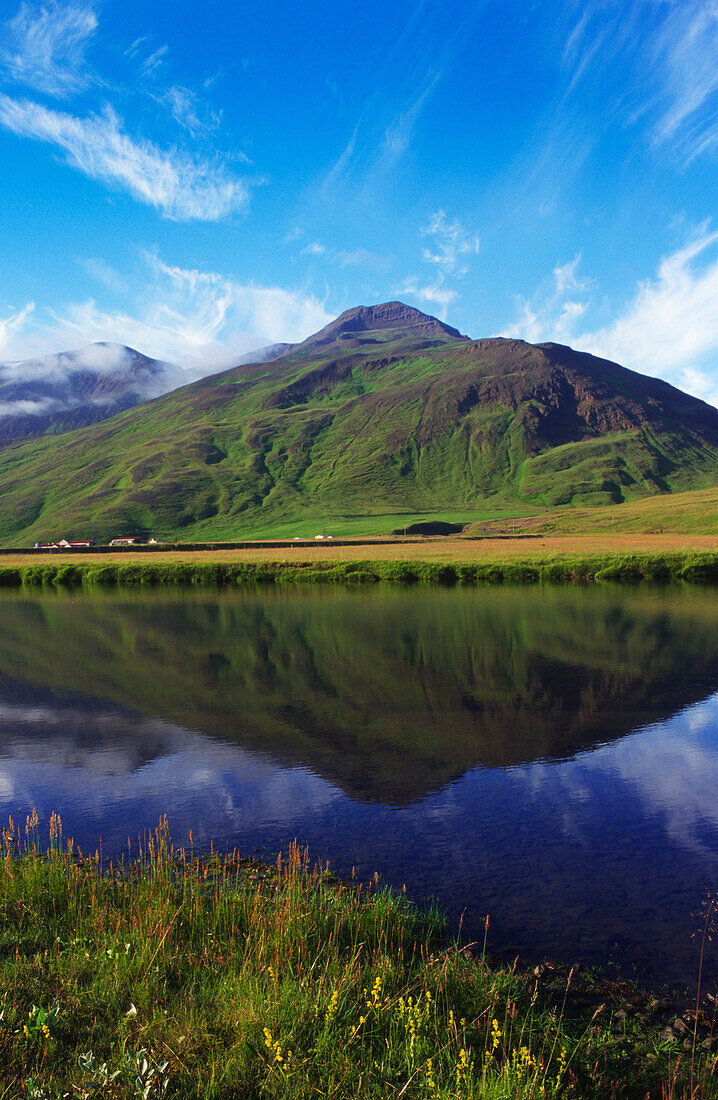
top-left (1, 304), bottom-right (717, 545)
top-left (466, 487), bottom-right (718, 535)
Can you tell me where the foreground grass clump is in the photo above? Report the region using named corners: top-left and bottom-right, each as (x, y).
top-left (2, 817), bottom-right (716, 1098)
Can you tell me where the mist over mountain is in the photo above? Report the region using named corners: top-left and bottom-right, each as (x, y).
top-left (0, 338), bottom-right (305, 448)
top-left (0, 301), bottom-right (717, 544)
top-left (0, 342), bottom-right (188, 446)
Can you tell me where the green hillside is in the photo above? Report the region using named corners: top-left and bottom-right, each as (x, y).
top-left (1, 301), bottom-right (718, 544)
top-left (466, 486), bottom-right (718, 536)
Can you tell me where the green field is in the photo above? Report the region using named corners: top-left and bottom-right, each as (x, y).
top-left (466, 487), bottom-right (718, 536)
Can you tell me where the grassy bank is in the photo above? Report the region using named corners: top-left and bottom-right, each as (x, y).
top-left (3, 817), bottom-right (717, 1099)
top-left (2, 550), bottom-right (718, 588)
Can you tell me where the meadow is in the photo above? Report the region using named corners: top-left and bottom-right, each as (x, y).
top-left (1, 536), bottom-right (718, 587)
top-left (466, 488), bottom-right (718, 537)
top-left (2, 815), bottom-right (717, 1099)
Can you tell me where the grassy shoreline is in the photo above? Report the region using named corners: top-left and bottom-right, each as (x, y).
top-left (3, 818), bottom-right (717, 1098)
top-left (1, 550), bottom-right (718, 588)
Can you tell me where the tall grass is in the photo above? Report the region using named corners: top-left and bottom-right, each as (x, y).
top-left (2, 815), bottom-right (716, 1097)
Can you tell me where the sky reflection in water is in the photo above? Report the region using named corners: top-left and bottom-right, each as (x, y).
top-left (0, 585), bottom-right (717, 991)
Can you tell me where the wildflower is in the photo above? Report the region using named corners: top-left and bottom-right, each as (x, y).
top-left (456, 1045), bottom-right (473, 1089)
top-left (324, 989), bottom-right (340, 1025)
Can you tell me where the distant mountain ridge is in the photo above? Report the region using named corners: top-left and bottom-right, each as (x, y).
top-left (0, 301), bottom-right (717, 544)
top-left (0, 343), bottom-right (184, 446)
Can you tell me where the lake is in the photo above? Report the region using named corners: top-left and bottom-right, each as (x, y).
top-left (1, 583), bottom-right (717, 992)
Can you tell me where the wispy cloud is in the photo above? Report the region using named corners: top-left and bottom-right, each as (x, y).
top-left (0, 0), bottom-right (97, 98)
top-left (0, 302), bottom-right (35, 355)
top-left (297, 238), bottom-right (391, 270)
top-left (420, 210), bottom-right (479, 274)
top-left (582, 230), bottom-right (718, 404)
top-left (138, 44), bottom-right (168, 80)
top-left (0, 93), bottom-right (250, 220)
top-left (397, 210), bottom-right (480, 320)
top-left (337, 247), bottom-right (391, 270)
top-left (505, 254), bottom-right (589, 345)
top-left (505, 232), bottom-right (718, 407)
top-left (156, 85), bottom-right (222, 137)
top-left (1, 253), bottom-right (332, 371)
top-left (399, 276), bottom-right (456, 321)
top-left (78, 257), bottom-right (127, 294)
top-left (650, 1), bottom-right (718, 161)
top-left (320, 2), bottom-right (479, 197)
top-left (0, 343), bottom-right (179, 416)
top-left (381, 69), bottom-right (441, 166)
top-left (560, 0), bottom-right (718, 164)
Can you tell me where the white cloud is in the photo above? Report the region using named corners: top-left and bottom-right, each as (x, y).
top-left (1, 253), bottom-right (332, 371)
top-left (400, 276), bottom-right (456, 322)
top-left (0, 342), bottom-right (182, 418)
top-left (420, 210), bottom-right (480, 274)
top-left (505, 254), bottom-right (589, 346)
top-left (505, 233), bottom-right (718, 407)
top-left (382, 70), bottom-right (441, 164)
top-left (0, 93), bottom-right (250, 220)
top-left (0, 0), bottom-right (97, 98)
top-left (79, 257), bottom-right (127, 294)
top-left (124, 36), bottom-right (149, 60)
top-left (296, 240), bottom-right (391, 270)
top-left (553, 255), bottom-right (585, 295)
top-left (139, 44), bottom-right (168, 79)
top-left (0, 302), bottom-right (35, 355)
top-left (158, 85), bottom-right (222, 137)
top-left (651, 0), bottom-right (718, 161)
top-left (338, 247), bottom-right (391, 269)
top-left (561, 0), bottom-right (718, 164)
top-left (581, 230), bottom-right (718, 404)
top-left (0, 397), bottom-right (58, 416)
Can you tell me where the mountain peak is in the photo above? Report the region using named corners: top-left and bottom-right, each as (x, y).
top-left (288, 300), bottom-right (467, 355)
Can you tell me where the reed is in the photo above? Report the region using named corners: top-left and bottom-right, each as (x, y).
top-left (2, 815), bottom-right (716, 1097)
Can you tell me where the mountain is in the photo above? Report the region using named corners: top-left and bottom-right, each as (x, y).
top-left (233, 342), bottom-right (292, 366)
top-left (0, 301), bottom-right (717, 543)
top-left (283, 300), bottom-right (467, 356)
top-left (0, 343), bottom-right (185, 447)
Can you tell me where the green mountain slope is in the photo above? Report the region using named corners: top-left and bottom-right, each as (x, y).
top-left (1, 301), bottom-right (717, 544)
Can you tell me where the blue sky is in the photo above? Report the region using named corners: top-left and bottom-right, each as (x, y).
top-left (0, 0), bottom-right (717, 405)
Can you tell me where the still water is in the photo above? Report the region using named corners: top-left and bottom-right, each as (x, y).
top-left (1, 584), bottom-right (717, 991)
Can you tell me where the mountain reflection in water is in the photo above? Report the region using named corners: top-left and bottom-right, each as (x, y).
top-left (0, 584), bottom-right (717, 990)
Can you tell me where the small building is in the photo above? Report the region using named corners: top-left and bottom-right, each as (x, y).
top-left (35, 542), bottom-right (59, 550)
top-left (109, 536), bottom-right (146, 546)
top-left (58, 539), bottom-right (96, 549)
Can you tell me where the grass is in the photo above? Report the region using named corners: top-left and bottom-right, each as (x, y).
top-left (466, 487), bottom-right (718, 537)
top-left (2, 546), bottom-right (718, 587)
top-left (3, 815), bottom-right (717, 1099)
